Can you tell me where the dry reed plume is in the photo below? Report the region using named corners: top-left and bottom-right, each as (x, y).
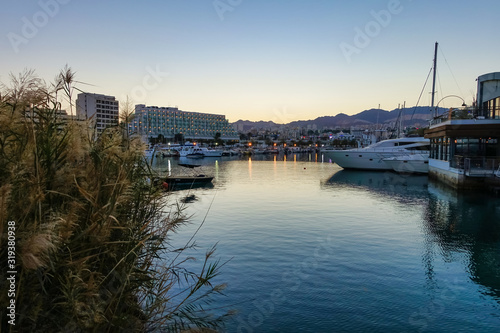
top-left (0, 69), bottom-right (229, 332)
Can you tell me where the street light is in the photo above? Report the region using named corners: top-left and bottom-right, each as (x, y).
top-left (435, 95), bottom-right (467, 117)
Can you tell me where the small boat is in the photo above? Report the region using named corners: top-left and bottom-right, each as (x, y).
top-left (160, 163), bottom-right (214, 190)
top-left (163, 175), bottom-right (214, 186)
top-left (222, 148), bottom-right (240, 156)
top-left (383, 154), bottom-right (429, 174)
top-left (263, 148), bottom-right (279, 154)
top-left (157, 147), bottom-right (178, 157)
top-left (251, 148), bottom-right (266, 155)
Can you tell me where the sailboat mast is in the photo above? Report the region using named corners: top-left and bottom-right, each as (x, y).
top-left (401, 101), bottom-right (405, 137)
top-left (431, 42), bottom-right (438, 117)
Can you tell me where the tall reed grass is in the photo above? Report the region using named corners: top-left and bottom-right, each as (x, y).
top-left (0, 69), bottom-right (228, 332)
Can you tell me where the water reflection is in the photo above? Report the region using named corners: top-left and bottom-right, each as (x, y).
top-left (323, 169), bottom-right (500, 301)
top-left (425, 182), bottom-right (500, 299)
top-left (322, 169), bottom-right (429, 202)
top-left (154, 157), bottom-right (500, 306)
top-left (150, 157), bottom-right (500, 330)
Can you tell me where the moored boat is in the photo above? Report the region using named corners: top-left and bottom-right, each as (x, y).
top-left (163, 175), bottom-right (214, 186)
top-left (325, 137), bottom-right (430, 171)
top-left (160, 163), bottom-right (214, 190)
top-left (179, 146), bottom-right (205, 158)
top-left (178, 145), bottom-right (222, 158)
top-left (200, 147), bottom-right (223, 157)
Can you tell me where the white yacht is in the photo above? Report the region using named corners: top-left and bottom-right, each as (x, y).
top-left (383, 153), bottom-right (429, 174)
top-left (325, 137), bottom-right (430, 171)
top-left (178, 146), bottom-right (222, 158)
top-left (179, 146), bottom-right (204, 158)
top-left (201, 147), bottom-right (223, 157)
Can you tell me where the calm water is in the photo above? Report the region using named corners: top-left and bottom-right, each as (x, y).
top-left (154, 154), bottom-right (500, 332)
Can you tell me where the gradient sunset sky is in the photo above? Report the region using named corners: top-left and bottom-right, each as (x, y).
top-left (1, 0), bottom-right (499, 122)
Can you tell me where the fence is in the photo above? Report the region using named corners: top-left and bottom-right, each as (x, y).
top-left (462, 157), bottom-right (500, 177)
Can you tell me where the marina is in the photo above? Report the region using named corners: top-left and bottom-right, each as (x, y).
top-left (4, 2), bottom-right (500, 330)
top-left (154, 154), bottom-right (500, 332)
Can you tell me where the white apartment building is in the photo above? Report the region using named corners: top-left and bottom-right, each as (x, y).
top-left (76, 93), bottom-right (119, 133)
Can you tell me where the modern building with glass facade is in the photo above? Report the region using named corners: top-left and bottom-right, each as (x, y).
top-left (128, 104), bottom-right (239, 141)
top-left (425, 72), bottom-right (500, 189)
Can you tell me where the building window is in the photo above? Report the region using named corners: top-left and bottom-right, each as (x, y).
top-left (484, 97), bottom-right (500, 119)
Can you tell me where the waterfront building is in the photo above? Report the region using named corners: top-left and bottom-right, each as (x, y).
top-left (424, 72), bottom-right (500, 190)
top-left (129, 104), bottom-right (239, 141)
top-left (76, 93), bottom-right (119, 133)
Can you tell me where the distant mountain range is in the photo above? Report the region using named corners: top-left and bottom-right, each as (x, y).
top-left (233, 107), bottom-right (446, 131)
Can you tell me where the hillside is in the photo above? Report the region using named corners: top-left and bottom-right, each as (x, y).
top-left (232, 107), bottom-right (445, 130)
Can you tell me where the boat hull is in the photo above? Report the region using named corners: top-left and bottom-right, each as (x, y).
top-left (326, 150), bottom-right (395, 170)
top-left (384, 156), bottom-right (429, 174)
top-left (162, 176), bottom-right (214, 190)
top-left (164, 176), bottom-right (213, 185)
top-left (186, 153), bottom-right (204, 159)
top-left (203, 151), bottom-right (222, 157)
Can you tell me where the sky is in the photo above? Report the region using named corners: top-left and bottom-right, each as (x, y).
top-left (1, 0), bottom-right (499, 123)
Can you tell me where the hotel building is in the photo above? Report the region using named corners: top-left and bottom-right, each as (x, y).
top-left (75, 93), bottom-right (119, 133)
top-left (129, 104), bottom-right (239, 141)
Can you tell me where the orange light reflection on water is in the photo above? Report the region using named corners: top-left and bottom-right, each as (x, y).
top-left (248, 157), bottom-right (252, 179)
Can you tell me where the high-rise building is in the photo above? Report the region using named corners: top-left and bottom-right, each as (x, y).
top-left (76, 93), bottom-right (119, 133)
top-left (129, 104), bottom-right (239, 141)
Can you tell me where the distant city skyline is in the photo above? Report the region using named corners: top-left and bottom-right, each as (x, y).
top-left (1, 0), bottom-right (499, 123)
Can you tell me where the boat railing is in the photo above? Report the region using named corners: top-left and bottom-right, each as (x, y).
top-left (376, 150), bottom-right (430, 158)
top-left (360, 147), bottom-right (429, 153)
